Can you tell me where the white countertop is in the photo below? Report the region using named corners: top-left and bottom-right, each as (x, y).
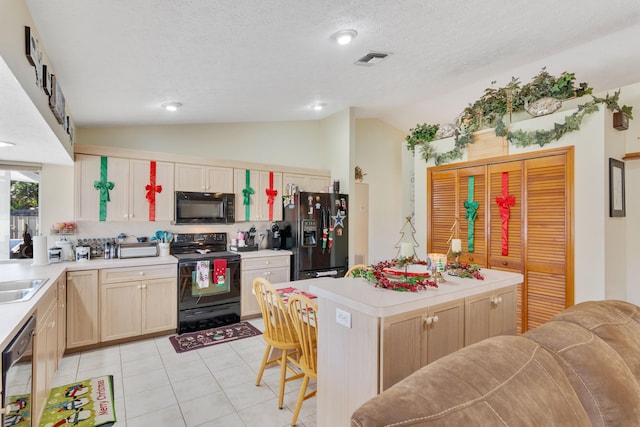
top-left (238, 249), bottom-right (292, 259)
top-left (308, 269), bottom-right (523, 317)
top-left (0, 256), bottom-right (178, 351)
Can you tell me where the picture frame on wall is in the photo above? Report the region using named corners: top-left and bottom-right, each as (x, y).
top-left (42, 64), bottom-right (52, 95)
top-left (24, 26), bottom-right (35, 66)
top-left (49, 74), bottom-right (65, 124)
top-left (609, 158), bottom-right (625, 217)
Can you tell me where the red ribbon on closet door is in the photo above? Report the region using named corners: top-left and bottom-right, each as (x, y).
top-left (145, 161), bottom-right (163, 221)
top-left (495, 171), bottom-right (516, 256)
top-left (265, 171), bottom-right (278, 221)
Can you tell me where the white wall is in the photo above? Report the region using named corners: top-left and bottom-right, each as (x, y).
top-left (0, 0), bottom-right (73, 159)
top-left (413, 89), bottom-right (640, 304)
top-left (78, 121), bottom-right (327, 170)
top-left (355, 118), bottom-right (406, 263)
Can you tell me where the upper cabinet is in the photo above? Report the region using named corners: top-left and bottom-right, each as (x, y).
top-left (129, 159), bottom-right (174, 222)
top-left (175, 163), bottom-right (234, 193)
top-left (234, 169), bottom-right (283, 222)
top-left (75, 154), bottom-right (173, 222)
top-left (283, 173), bottom-right (330, 193)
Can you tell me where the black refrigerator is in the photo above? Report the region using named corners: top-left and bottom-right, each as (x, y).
top-left (282, 191), bottom-right (349, 280)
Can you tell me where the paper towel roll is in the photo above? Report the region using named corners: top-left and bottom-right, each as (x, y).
top-left (32, 236), bottom-right (48, 266)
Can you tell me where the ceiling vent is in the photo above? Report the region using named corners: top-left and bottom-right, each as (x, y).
top-left (354, 51), bottom-right (390, 66)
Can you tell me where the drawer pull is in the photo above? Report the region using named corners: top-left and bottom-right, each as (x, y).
top-left (468, 257), bottom-right (473, 261)
top-left (139, 272), bottom-right (145, 275)
top-left (502, 261), bottom-right (508, 266)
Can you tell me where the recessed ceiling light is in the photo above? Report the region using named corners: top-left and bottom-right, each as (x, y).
top-left (161, 102), bottom-right (182, 111)
top-left (332, 29), bottom-right (357, 45)
top-left (313, 103), bottom-right (327, 111)
top-left (0, 140), bottom-right (16, 147)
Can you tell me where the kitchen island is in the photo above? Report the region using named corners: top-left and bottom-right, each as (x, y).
top-left (307, 268), bottom-right (523, 427)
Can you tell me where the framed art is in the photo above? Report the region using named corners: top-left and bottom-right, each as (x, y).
top-left (49, 74), bottom-right (65, 124)
top-left (609, 158), bottom-right (625, 217)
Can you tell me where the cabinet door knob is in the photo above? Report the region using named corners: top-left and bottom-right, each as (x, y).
top-left (139, 272), bottom-right (145, 275)
top-left (468, 257), bottom-right (474, 261)
top-left (425, 316), bottom-right (433, 326)
top-left (432, 315), bottom-right (439, 323)
top-left (502, 261), bottom-right (508, 266)
top-left (498, 297), bottom-right (503, 303)
top-left (265, 261), bottom-right (270, 265)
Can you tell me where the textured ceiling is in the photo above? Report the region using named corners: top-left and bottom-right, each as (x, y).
top-left (5, 1), bottom-right (640, 164)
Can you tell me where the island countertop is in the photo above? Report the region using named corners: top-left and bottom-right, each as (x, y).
top-left (308, 268), bottom-right (523, 318)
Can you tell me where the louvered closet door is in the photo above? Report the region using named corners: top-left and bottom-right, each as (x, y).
top-left (457, 166), bottom-right (487, 267)
top-left (428, 170), bottom-right (457, 255)
top-left (488, 161), bottom-right (524, 332)
top-left (524, 154), bottom-right (571, 330)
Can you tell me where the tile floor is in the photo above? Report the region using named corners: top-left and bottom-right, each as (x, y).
top-left (52, 318), bottom-right (317, 427)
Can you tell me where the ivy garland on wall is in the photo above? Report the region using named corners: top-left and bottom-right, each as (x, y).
top-left (406, 68), bottom-right (634, 165)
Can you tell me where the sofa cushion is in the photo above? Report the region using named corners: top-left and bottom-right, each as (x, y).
top-left (548, 300), bottom-right (640, 380)
top-left (524, 319), bottom-right (640, 426)
top-left (351, 335), bottom-right (591, 427)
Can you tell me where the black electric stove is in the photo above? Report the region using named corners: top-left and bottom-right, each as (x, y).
top-left (171, 233), bottom-right (241, 333)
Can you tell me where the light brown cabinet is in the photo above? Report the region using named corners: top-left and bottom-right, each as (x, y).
top-left (100, 264), bottom-right (177, 341)
top-left (380, 299), bottom-right (464, 390)
top-left (33, 282), bottom-right (61, 424)
top-left (75, 154), bottom-right (174, 222)
top-left (464, 285), bottom-right (517, 346)
top-left (282, 172), bottom-right (331, 193)
top-left (56, 277), bottom-right (67, 363)
top-left (129, 159), bottom-right (174, 222)
top-left (66, 270), bottom-right (99, 349)
top-left (234, 169), bottom-right (283, 222)
top-left (240, 254), bottom-right (290, 318)
top-left (174, 163), bottom-right (234, 193)
top-left (427, 147), bottom-right (573, 332)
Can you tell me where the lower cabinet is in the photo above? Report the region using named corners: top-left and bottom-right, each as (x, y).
top-left (57, 277), bottom-right (67, 362)
top-left (100, 265), bottom-right (177, 342)
top-left (380, 299), bottom-right (465, 390)
top-left (66, 270), bottom-right (100, 349)
top-left (240, 254), bottom-right (290, 318)
top-left (464, 285), bottom-right (517, 346)
top-left (33, 281), bottom-right (61, 424)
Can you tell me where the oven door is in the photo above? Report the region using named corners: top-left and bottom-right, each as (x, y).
top-left (178, 257), bottom-right (241, 310)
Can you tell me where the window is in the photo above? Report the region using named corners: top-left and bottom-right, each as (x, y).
top-left (0, 165), bottom-right (40, 260)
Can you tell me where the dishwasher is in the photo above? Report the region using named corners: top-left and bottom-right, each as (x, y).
top-left (1, 315), bottom-right (36, 427)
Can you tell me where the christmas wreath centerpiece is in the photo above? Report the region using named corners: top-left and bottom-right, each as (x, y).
top-left (350, 257), bottom-right (438, 292)
top-left (447, 261), bottom-right (485, 280)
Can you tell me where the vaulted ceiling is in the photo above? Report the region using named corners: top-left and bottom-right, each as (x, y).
top-left (5, 1), bottom-right (640, 164)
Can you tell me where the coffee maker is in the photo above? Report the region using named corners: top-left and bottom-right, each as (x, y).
top-left (267, 222), bottom-right (281, 250)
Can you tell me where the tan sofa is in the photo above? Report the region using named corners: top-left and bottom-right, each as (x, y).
top-left (351, 300), bottom-right (640, 427)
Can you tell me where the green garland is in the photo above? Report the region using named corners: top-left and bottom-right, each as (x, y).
top-left (407, 69), bottom-right (633, 165)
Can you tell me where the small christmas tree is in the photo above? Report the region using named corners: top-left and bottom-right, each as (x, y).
top-left (394, 215), bottom-right (420, 260)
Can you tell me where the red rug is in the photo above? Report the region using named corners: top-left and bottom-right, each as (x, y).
top-left (169, 322), bottom-right (262, 353)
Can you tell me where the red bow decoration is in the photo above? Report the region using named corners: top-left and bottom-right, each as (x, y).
top-left (495, 172), bottom-right (515, 256)
top-left (145, 161), bottom-right (163, 221)
top-left (265, 171), bottom-right (278, 221)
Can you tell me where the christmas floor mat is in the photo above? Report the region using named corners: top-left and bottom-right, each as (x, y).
top-left (37, 375), bottom-right (116, 427)
top-left (4, 375), bottom-right (116, 427)
top-left (169, 321), bottom-right (262, 353)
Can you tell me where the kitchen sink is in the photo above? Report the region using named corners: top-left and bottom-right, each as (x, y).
top-left (0, 278), bottom-right (48, 303)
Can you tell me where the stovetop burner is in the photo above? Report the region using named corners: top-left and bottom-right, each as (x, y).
top-left (170, 233), bottom-right (240, 261)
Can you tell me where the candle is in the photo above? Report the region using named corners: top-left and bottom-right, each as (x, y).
top-left (451, 239), bottom-right (462, 253)
top-left (400, 242), bottom-right (413, 258)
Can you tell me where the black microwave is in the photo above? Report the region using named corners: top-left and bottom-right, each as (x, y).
top-left (175, 192), bottom-right (235, 224)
